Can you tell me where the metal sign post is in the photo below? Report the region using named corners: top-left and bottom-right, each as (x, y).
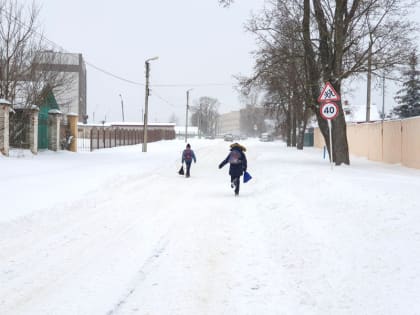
top-left (320, 102), bottom-right (338, 169)
top-left (328, 120), bottom-right (333, 169)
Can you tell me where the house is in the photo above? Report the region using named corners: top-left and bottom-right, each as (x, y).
top-left (33, 51), bottom-right (87, 123)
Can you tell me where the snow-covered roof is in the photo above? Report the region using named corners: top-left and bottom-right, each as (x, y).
top-left (48, 109), bottom-right (63, 115)
top-left (78, 122), bottom-right (176, 128)
top-left (13, 104), bottom-right (39, 111)
top-left (0, 99), bottom-right (11, 105)
top-left (110, 122), bottom-right (176, 127)
top-left (345, 104), bottom-right (380, 122)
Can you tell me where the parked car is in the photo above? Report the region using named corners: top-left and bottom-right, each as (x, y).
top-left (224, 134), bottom-right (234, 141)
top-left (260, 133), bottom-right (274, 142)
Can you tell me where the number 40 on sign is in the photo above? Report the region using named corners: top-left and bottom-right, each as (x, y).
top-left (320, 102), bottom-right (339, 120)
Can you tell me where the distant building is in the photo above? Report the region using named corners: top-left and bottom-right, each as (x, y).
top-left (218, 111), bottom-right (240, 135)
top-left (34, 52), bottom-right (87, 122)
top-left (218, 107), bottom-right (269, 136)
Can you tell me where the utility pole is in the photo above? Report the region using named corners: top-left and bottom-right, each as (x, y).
top-left (382, 72), bottom-right (386, 120)
top-left (366, 40), bottom-right (372, 122)
top-left (119, 94), bottom-right (125, 122)
top-left (142, 56), bottom-right (158, 152)
top-left (185, 89), bottom-right (193, 143)
top-left (198, 102), bottom-right (202, 138)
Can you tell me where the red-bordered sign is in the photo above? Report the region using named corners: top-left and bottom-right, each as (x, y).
top-left (320, 102), bottom-right (339, 120)
top-left (318, 82), bottom-right (340, 103)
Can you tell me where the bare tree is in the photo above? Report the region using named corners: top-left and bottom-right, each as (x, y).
top-left (238, 2), bottom-right (313, 148)
top-left (190, 96), bottom-right (220, 136)
top-left (238, 89), bottom-right (266, 137)
top-left (220, 0), bottom-right (417, 165)
top-left (168, 112), bottom-right (179, 124)
top-left (302, 0), bottom-right (416, 164)
top-left (0, 0), bottom-right (74, 107)
top-left (0, 0), bottom-right (40, 103)
top-left (1, 0), bottom-right (76, 147)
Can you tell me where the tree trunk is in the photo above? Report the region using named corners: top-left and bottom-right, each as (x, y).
top-left (303, 0), bottom-right (350, 165)
top-left (286, 107), bottom-right (291, 147)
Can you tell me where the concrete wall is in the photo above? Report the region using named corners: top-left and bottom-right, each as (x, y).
top-left (314, 116), bottom-right (420, 169)
top-left (402, 118), bottom-right (420, 169)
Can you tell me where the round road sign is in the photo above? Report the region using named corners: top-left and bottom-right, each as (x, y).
top-left (320, 102), bottom-right (339, 120)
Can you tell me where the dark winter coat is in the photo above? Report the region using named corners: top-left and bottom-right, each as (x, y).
top-left (218, 147), bottom-right (247, 177)
top-left (182, 148), bottom-right (196, 164)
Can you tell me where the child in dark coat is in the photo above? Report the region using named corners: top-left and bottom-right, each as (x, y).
top-left (218, 142), bottom-right (247, 195)
top-left (182, 143), bottom-right (196, 178)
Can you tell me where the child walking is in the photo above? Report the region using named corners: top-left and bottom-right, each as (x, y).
top-left (218, 142), bottom-right (247, 195)
top-left (181, 143), bottom-right (197, 178)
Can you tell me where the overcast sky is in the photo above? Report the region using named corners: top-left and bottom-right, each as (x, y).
top-left (37, 0), bottom-right (265, 124)
top-left (37, 0), bottom-right (420, 124)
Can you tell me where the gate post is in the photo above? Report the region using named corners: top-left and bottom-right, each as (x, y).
top-left (67, 113), bottom-right (78, 152)
top-left (0, 99), bottom-right (11, 156)
top-left (29, 105), bottom-right (39, 155)
top-left (48, 109), bottom-right (62, 151)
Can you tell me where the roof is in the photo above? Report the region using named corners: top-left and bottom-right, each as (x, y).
top-left (345, 104), bottom-right (380, 122)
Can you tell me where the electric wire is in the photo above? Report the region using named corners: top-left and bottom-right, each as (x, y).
top-left (0, 7), bottom-right (235, 88)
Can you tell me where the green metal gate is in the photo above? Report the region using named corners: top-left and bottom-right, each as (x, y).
top-left (38, 106), bottom-right (49, 149)
top-left (38, 89), bottom-right (60, 150)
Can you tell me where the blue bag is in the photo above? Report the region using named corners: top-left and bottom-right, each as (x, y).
top-left (243, 171), bottom-right (252, 183)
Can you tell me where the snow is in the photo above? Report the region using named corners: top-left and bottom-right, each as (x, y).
top-left (345, 103), bottom-right (381, 122)
top-left (1, 139), bottom-right (420, 315)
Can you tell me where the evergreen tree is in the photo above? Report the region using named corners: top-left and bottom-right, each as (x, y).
top-left (393, 51), bottom-right (420, 118)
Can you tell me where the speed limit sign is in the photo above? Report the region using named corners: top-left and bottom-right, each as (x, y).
top-left (320, 102), bottom-right (339, 120)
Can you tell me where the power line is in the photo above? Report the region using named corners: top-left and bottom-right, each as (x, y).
top-left (150, 89), bottom-right (177, 108)
top-left (0, 7), bottom-right (143, 86)
top-left (151, 83), bottom-right (233, 88)
top-left (0, 7), bottom-right (236, 88)
top-left (85, 62), bottom-right (143, 86)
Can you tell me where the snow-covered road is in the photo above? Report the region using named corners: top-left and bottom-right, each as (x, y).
top-left (1, 139), bottom-right (420, 314)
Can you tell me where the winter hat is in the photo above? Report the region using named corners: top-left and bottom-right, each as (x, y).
top-left (230, 142), bottom-right (246, 152)
top-left (186, 143), bottom-right (191, 148)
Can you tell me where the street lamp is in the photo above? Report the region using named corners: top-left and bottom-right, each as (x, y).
top-left (119, 94), bottom-right (125, 122)
top-left (142, 56), bottom-right (159, 152)
top-left (185, 88), bottom-right (193, 143)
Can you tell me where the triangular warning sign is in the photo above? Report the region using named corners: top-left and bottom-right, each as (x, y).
top-left (318, 82), bottom-right (340, 103)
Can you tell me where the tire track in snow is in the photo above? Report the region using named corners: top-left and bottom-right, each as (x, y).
top-left (106, 236), bottom-right (170, 315)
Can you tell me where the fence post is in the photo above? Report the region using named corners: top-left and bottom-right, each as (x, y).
top-left (90, 128), bottom-right (93, 152)
top-left (29, 105), bottom-right (40, 155)
top-left (102, 127), bottom-right (106, 148)
top-left (67, 113), bottom-right (78, 152)
top-left (48, 109), bottom-right (62, 151)
top-left (0, 99), bottom-right (11, 156)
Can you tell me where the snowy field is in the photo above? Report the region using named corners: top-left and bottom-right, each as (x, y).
top-left (1, 139), bottom-right (420, 315)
